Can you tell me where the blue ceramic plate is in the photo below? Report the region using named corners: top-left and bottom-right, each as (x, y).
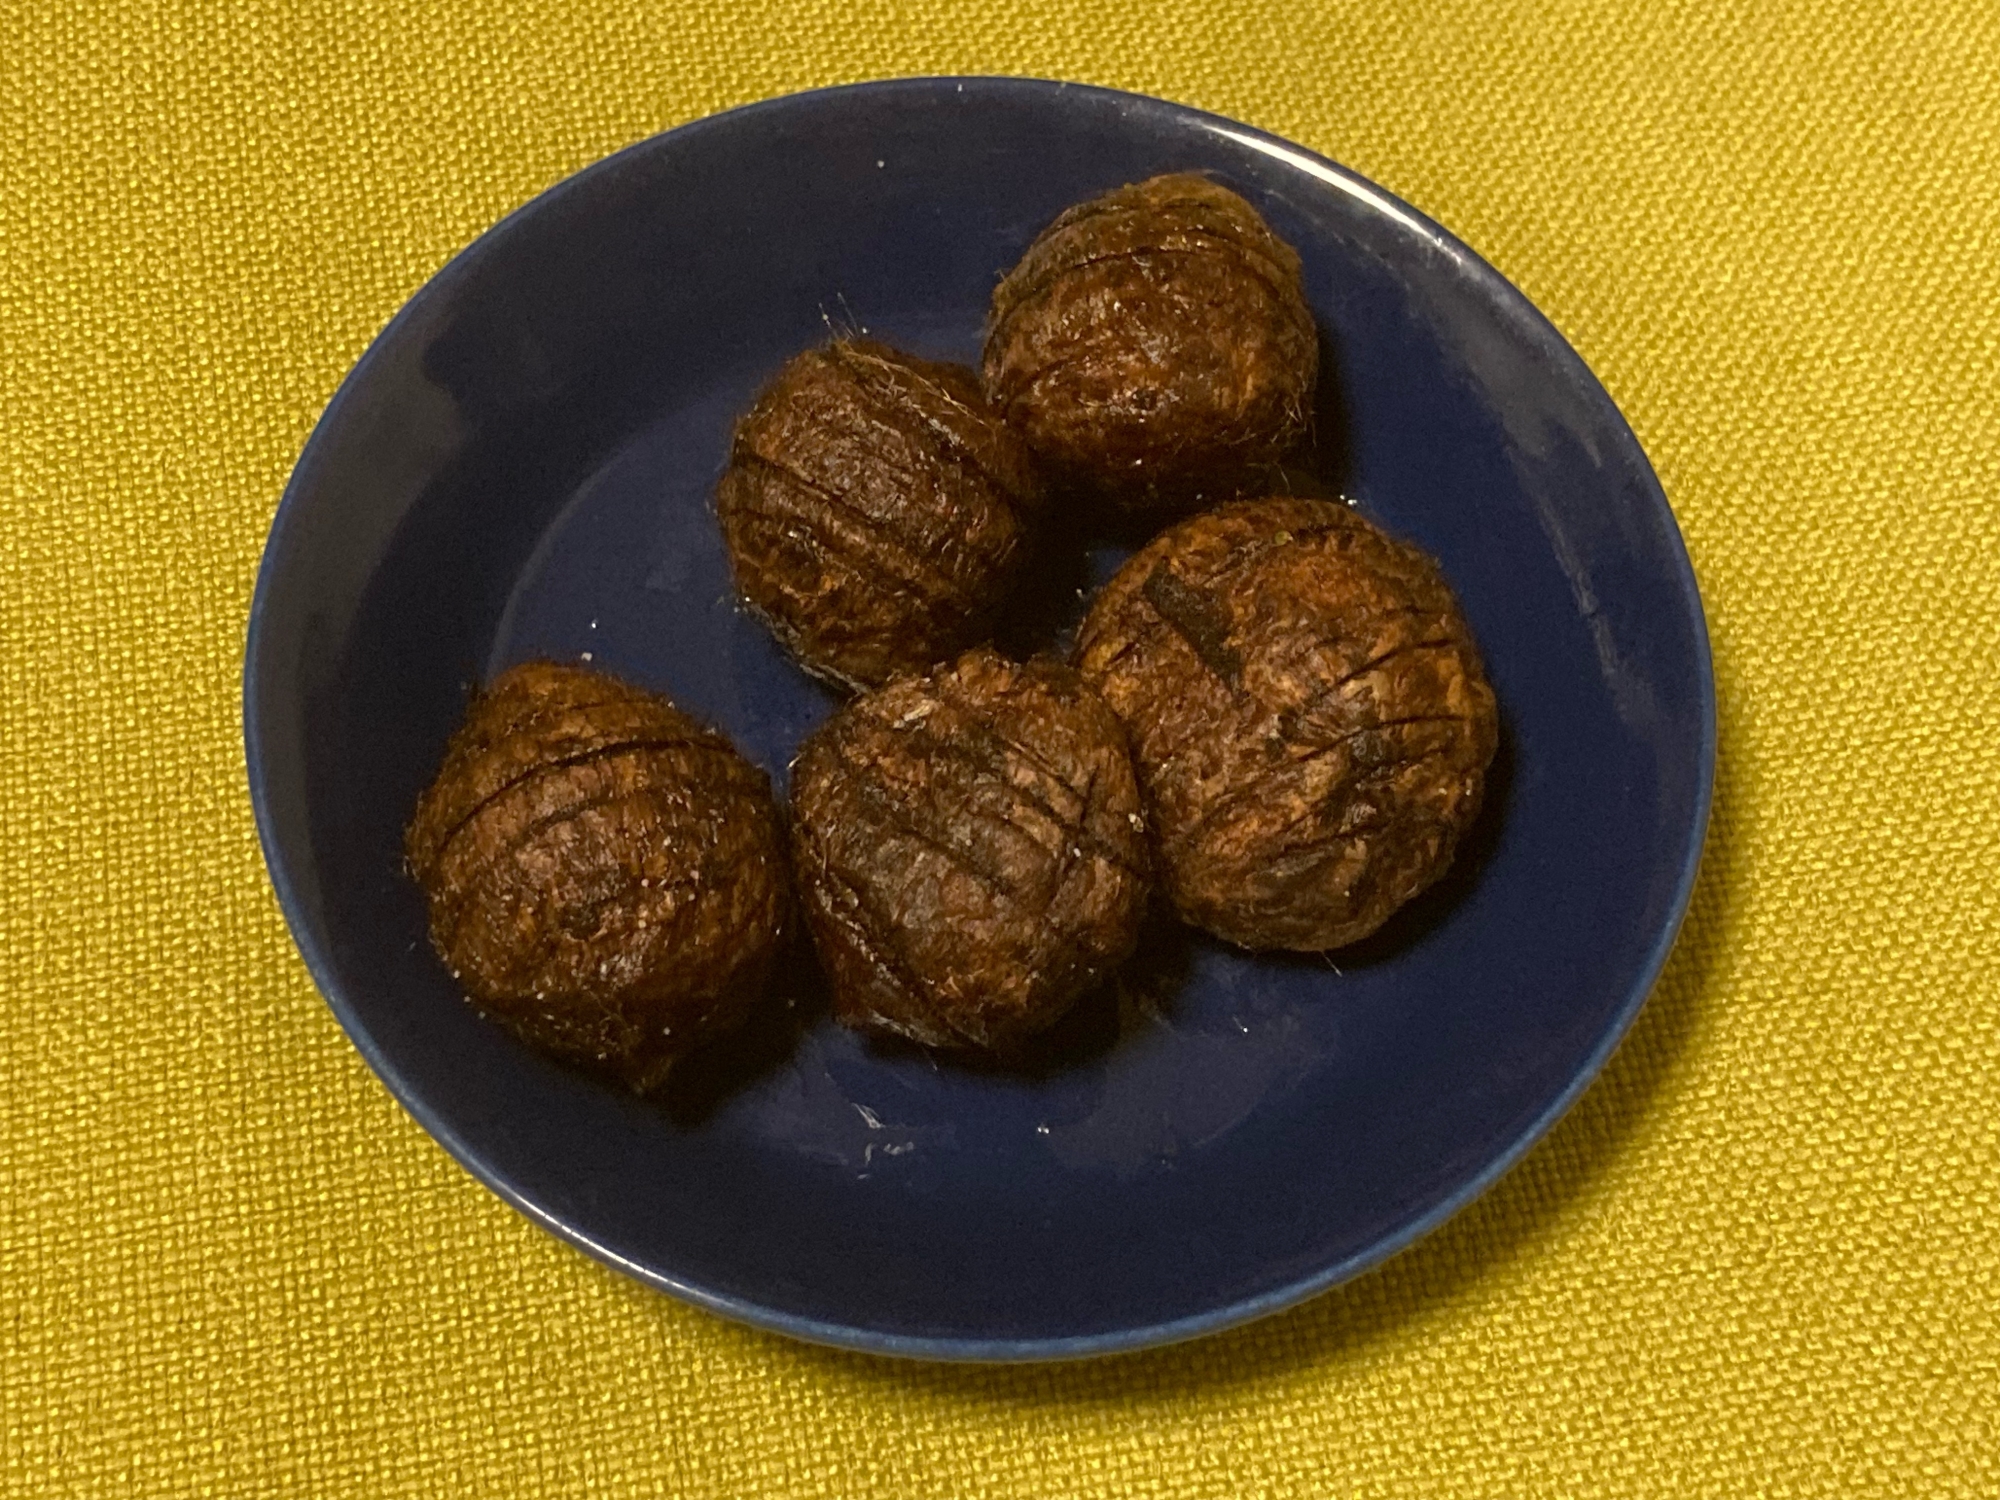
top-left (244, 78), bottom-right (1712, 1361)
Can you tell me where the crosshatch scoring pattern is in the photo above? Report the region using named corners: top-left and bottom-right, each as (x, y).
top-left (2, 0), bottom-right (1996, 1495)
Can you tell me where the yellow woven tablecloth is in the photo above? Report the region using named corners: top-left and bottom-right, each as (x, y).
top-left (4, 1), bottom-right (1996, 1494)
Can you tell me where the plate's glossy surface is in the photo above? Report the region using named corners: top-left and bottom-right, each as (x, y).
top-left (244, 78), bottom-right (1712, 1361)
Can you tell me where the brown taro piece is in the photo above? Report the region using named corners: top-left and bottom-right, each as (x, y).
top-left (789, 648), bottom-right (1151, 1056)
top-left (1074, 496), bottom-right (1499, 952)
top-left (983, 173), bottom-right (1318, 516)
top-left (716, 338), bottom-right (1045, 693)
top-left (405, 660), bottom-right (790, 1093)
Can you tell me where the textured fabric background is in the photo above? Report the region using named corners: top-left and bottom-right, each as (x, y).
top-left (3, 0), bottom-right (1996, 1493)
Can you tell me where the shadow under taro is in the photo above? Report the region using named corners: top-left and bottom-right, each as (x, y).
top-left (989, 481), bottom-right (1106, 663)
top-left (1299, 325), bottom-right (1355, 500)
top-left (653, 932), bottom-right (829, 1127)
top-left (855, 905), bottom-right (1195, 1081)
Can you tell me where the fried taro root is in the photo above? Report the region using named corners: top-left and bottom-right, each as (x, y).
top-left (983, 173), bottom-right (1318, 515)
top-left (716, 338), bottom-right (1045, 692)
top-left (1074, 497), bottom-right (1498, 951)
top-left (789, 649), bottom-right (1151, 1055)
top-left (405, 660), bottom-right (790, 1092)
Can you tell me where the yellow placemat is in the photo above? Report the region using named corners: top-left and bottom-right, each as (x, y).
top-left (4, 0), bottom-right (1996, 1494)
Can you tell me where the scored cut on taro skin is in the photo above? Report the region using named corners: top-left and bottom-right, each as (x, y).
top-left (1074, 496), bottom-right (1499, 952)
top-left (405, 659), bottom-right (792, 1093)
top-left (983, 173), bottom-right (1319, 516)
top-left (789, 647), bottom-right (1152, 1056)
top-left (716, 338), bottom-right (1045, 693)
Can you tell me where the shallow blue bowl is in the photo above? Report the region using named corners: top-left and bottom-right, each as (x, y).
top-left (244, 78), bottom-right (1713, 1361)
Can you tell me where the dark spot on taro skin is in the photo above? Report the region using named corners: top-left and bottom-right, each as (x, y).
top-left (1140, 561), bottom-right (1244, 688)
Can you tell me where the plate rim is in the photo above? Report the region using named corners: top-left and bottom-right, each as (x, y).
top-left (242, 73), bottom-right (1716, 1363)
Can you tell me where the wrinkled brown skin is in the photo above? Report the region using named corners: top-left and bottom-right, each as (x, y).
top-left (716, 339), bottom-right (1045, 692)
top-left (1074, 497), bottom-right (1499, 951)
top-left (790, 649), bottom-right (1151, 1055)
top-left (405, 660), bottom-right (790, 1092)
top-left (983, 173), bottom-right (1318, 515)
